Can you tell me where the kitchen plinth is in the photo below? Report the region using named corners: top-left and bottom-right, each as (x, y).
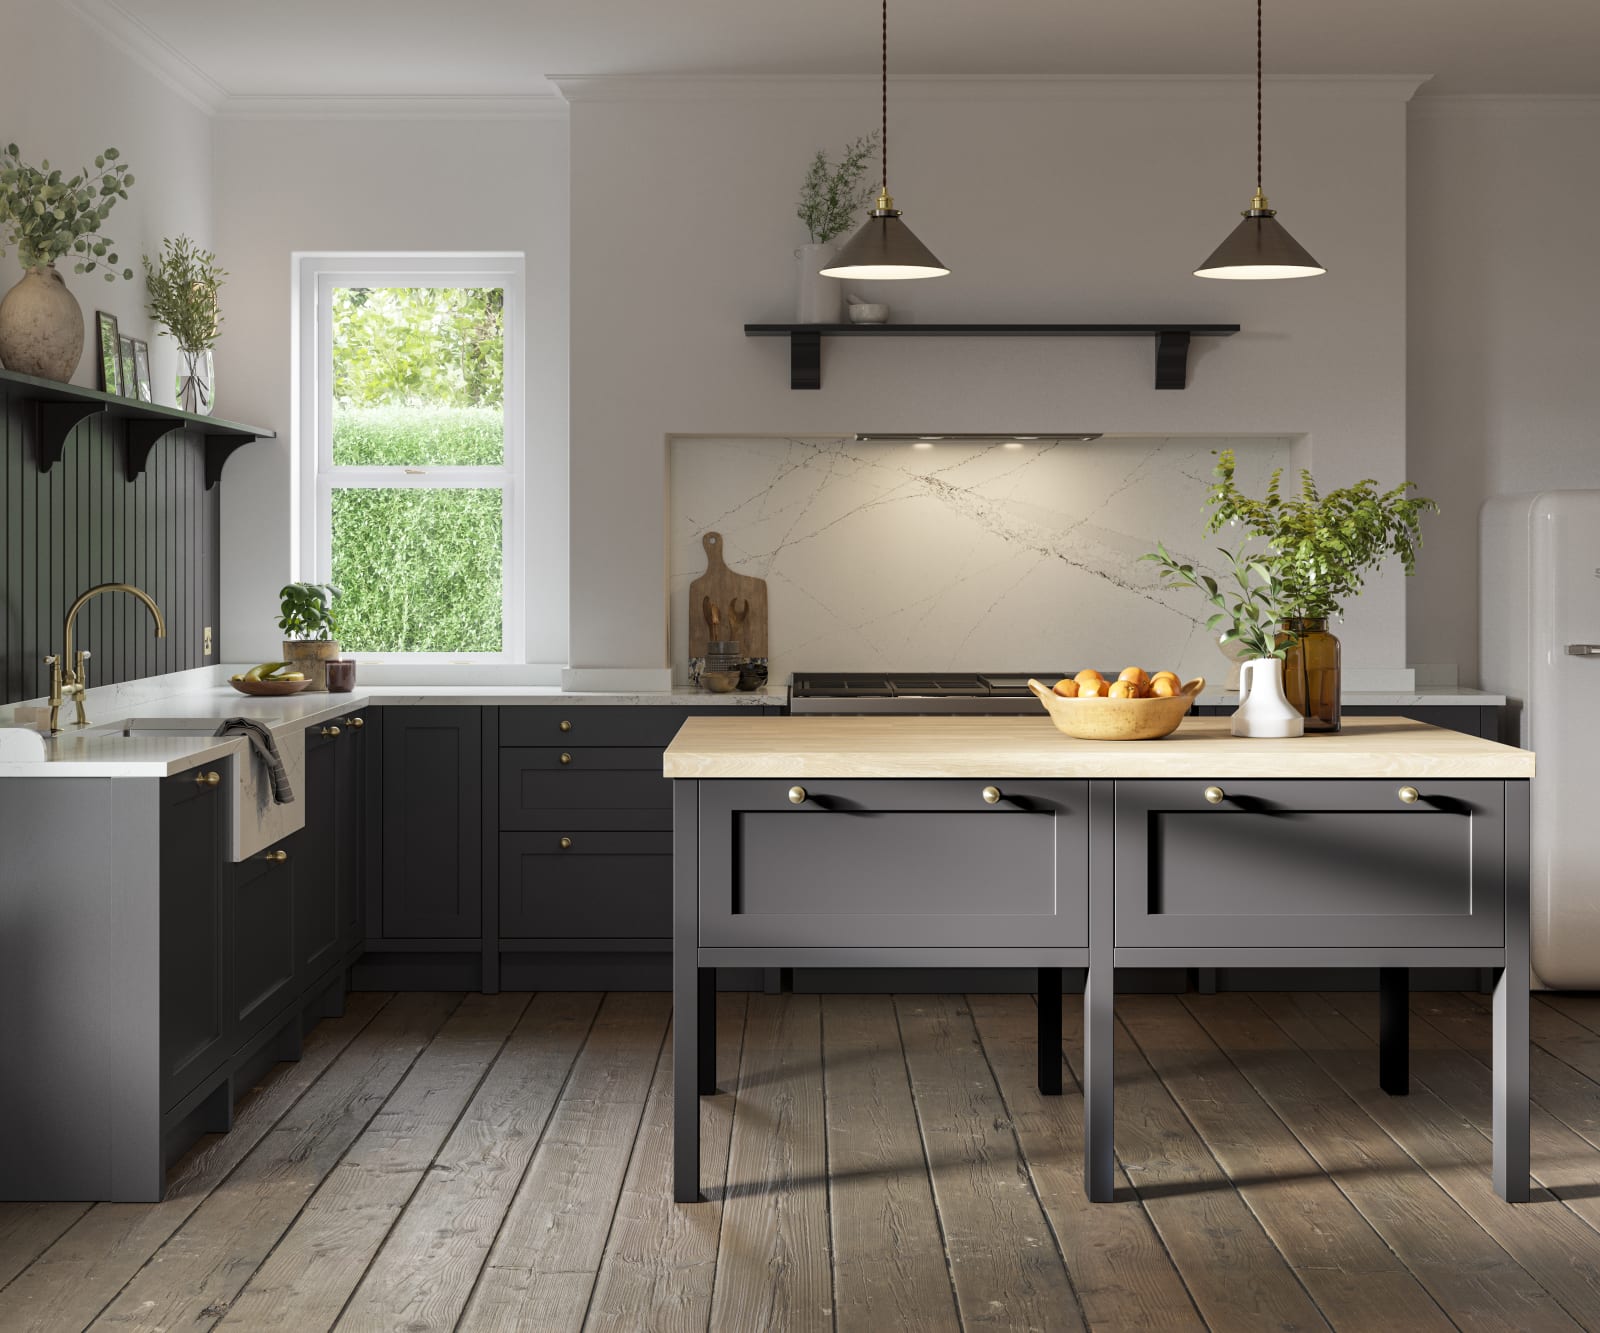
top-left (664, 714), bottom-right (1536, 1205)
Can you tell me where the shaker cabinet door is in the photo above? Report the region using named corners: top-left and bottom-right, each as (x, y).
top-left (1112, 778), bottom-right (1506, 948)
top-left (381, 708), bottom-right (482, 938)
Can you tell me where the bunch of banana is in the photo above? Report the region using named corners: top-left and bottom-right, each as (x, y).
top-left (230, 661), bottom-right (307, 683)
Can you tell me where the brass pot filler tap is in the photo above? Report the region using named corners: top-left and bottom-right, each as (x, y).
top-left (46, 583), bottom-right (167, 733)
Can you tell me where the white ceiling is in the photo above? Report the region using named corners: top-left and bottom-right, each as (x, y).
top-left (83, 0), bottom-right (1600, 101)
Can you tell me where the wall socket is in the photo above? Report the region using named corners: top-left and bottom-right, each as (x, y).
top-left (203, 626), bottom-right (213, 657)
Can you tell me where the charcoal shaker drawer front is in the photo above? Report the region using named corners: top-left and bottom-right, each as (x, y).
top-left (696, 779), bottom-right (1088, 948)
top-left (1113, 778), bottom-right (1506, 948)
top-left (500, 831), bottom-right (672, 939)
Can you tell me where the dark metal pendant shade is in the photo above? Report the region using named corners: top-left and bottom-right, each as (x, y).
top-left (1194, 207), bottom-right (1325, 280)
top-left (820, 207), bottom-right (950, 281)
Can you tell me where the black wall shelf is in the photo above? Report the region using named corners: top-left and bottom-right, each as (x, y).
top-left (743, 322), bottom-right (1242, 391)
top-left (0, 366), bottom-right (276, 488)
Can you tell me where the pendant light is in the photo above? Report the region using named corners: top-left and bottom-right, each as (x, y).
top-left (1194, 0), bottom-right (1325, 280)
top-left (820, 0), bottom-right (949, 281)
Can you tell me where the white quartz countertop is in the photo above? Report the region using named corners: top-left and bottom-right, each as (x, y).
top-left (0, 682), bottom-right (785, 778)
top-left (663, 715), bottom-right (1535, 780)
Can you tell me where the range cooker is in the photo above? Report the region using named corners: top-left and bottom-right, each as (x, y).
top-left (789, 671), bottom-right (1071, 714)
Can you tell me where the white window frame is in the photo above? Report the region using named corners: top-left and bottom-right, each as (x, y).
top-left (295, 253), bottom-right (526, 663)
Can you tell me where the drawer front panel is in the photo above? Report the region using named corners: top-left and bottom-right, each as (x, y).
top-left (500, 834), bottom-right (671, 938)
top-left (1114, 779), bottom-right (1505, 948)
top-left (501, 750), bottom-right (669, 823)
top-left (697, 779), bottom-right (1088, 948)
top-left (500, 708), bottom-right (722, 748)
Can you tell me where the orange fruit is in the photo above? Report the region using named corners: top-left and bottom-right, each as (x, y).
top-left (1149, 677), bottom-right (1179, 697)
top-left (1052, 678), bottom-right (1079, 697)
top-left (1117, 667), bottom-right (1150, 686)
top-left (1073, 669), bottom-right (1104, 688)
top-left (1077, 678), bottom-right (1106, 698)
top-left (1150, 670), bottom-right (1179, 683)
top-left (1107, 680), bottom-right (1139, 699)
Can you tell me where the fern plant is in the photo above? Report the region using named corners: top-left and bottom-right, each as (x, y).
top-left (796, 132), bottom-right (880, 245)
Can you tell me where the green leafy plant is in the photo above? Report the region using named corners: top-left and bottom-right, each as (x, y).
top-left (143, 235), bottom-right (226, 351)
top-left (796, 132), bottom-right (880, 245)
top-left (332, 285), bottom-right (502, 408)
top-left (277, 582), bottom-right (342, 642)
top-left (1141, 543), bottom-right (1297, 661)
top-left (1203, 449), bottom-right (1437, 620)
top-left (0, 143), bottom-right (134, 278)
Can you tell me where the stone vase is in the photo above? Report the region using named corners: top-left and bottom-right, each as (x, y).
top-left (0, 265), bottom-right (85, 382)
top-left (794, 242), bottom-right (842, 323)
top-left (282, 639), bottom-right (341, 693)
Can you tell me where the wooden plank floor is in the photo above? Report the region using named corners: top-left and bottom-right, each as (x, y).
top-left (5, 989), bottom-right (1600, 1331)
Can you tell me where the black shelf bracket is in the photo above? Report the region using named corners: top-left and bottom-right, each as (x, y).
top-left (124, 419), bottom-right (186, 482)
top-left (35, 400), bottom-right (101, 472)
top-left (744, 322), bottom-right (1240, 391)
top-left (204, 433), bottom-right (259, 490)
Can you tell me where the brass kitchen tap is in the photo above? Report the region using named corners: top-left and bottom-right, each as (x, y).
top-left (46, 583), bottom-right (167, 733)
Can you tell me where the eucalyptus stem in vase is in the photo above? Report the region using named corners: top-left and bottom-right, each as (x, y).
top-left (792, 131), bottom-right (878, 322)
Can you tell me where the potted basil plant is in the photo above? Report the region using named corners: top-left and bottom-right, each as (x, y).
top-left (277, 582), bottom-right (342, 693)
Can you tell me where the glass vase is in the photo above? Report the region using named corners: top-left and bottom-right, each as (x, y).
top-left (1278, 616), bottom-right (1341, 733)
top-left (176, 347), bottom-right (214, 415)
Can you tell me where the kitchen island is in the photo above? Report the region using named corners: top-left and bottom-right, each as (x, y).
top-left (663, 714), bottom-right (1536, 1205)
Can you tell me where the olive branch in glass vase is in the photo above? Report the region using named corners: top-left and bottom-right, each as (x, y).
top-left (1140, 543), bottom-right (1298, 661)
top-left (796, 132), bottom-right (880, 246)
top-left (143, 235), bottom-right (225, 352)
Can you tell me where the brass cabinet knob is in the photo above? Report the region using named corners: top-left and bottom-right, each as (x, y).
top-left (321, 725), bottom-right (341, 738)
top-left (559, 752), bottom-right (573, 765)
top-left (982, 786), bottom-right (1002, 805)
top-left (1398, 786), bottom-right (1420, 805)
top-left (262, 849), bottom-right (288, 863)
top-left (1204, 786), bottom-right (1226, 805)
top-left (559, 836), bottom-right (573, 850)
top-left (559, 719), bottom-right (572, 733)
top-left (195, 770), bottom-right (221, 787)
top-left (346, 716), bottom-right (364, 729)
top-left (788, 785), bottom-right (808, 805)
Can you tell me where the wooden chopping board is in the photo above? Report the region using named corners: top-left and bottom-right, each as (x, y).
top-left (688, 531), bottom-right (768, 660)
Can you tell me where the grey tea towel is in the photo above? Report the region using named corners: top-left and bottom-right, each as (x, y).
top-left (214, 717), bottom-right (295, 804)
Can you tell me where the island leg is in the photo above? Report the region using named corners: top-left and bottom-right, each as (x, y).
top-left (1084, 780), bottom-right (1115, 1202)
top-left (1038, 967), bottom-right (1062, 1095)
top-left (1494, 780), bottom-right (1531, 1203)
top-left (1379, 967), bottom-right (1409, 1095)
top-left (673, 780), bottom-right (702, 1203)
top-left (698, 968), bottom-right (717, 1094)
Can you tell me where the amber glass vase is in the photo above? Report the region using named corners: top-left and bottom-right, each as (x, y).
top-left (1278, 617), bottom-right (1341, 733)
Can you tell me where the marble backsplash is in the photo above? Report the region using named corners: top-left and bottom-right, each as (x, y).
top-left (669, 435), bottom-right (1292, 687)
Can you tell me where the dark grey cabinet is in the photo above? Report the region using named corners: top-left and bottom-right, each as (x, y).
top-left (229, 840), bottom-right (297, 1042)
top-left (500, 831), bottom-right (674, 939)
top-left (301, 714), bottom-right (366, 973)
top-left (381, 707), bottom-right (482, 938)
top-left (1112, 778), bottom-right (1506, 948)
top-left (695, 779), bottom-right (1090, 949)
top-left (159, 762), bottom-right (231, 1111)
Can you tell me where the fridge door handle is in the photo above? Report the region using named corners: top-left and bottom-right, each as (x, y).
top-left (1565, 644), bottom-right (1600, 656)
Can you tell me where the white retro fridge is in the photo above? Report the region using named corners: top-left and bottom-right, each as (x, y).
top-left (1482, 492), bottom-right (1600, 988)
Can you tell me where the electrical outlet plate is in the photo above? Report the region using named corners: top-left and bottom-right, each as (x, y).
top-left (203, 626), bottom-right (213, 657)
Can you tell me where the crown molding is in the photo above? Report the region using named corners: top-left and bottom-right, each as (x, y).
top-left (550, 73), bottom-right (1431, 104)
top-left (216, 94), bottom-right (569, 121)
top-left (1409, 92), bottom-right (1600, 120)
top-left (61, 0), bottom-right (228, 113)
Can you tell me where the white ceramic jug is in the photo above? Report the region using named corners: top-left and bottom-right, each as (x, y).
top-left (1231, 657), bottom-right (1305, 738)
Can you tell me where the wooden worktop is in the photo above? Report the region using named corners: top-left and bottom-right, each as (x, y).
top-left (662, 714), bottom-right (1535, 780)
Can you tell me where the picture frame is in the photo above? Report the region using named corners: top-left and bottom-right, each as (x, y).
top-left (118, 335), bottom-right (137, 399)
top-left (131, 338), bottom-right (153, 403)
top-left (96, 311), bottom-right (121, 395)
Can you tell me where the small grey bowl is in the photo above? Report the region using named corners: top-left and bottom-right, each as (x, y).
top-left (848, 302), bottom-right (889, 324)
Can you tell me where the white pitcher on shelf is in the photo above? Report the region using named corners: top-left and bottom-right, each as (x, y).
top-left (1231, 657), bottom-right (1304, 738)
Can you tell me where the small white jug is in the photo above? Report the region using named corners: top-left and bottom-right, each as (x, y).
top-left (1231, 657), bottom-right (1305, 738)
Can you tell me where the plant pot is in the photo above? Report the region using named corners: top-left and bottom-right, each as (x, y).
top-left (0, 265), bottom-right (84, 382)
top-left (1278, 616), bottom-right (1341, 733)
top-left (1230, 657), bottom-right (1304, 738)
top-left (794, 242), bottom-right (842, 323)
top-left (282, 639), bottom-right (340, 693)
top-left (177, 347), bottom-right (214, 415)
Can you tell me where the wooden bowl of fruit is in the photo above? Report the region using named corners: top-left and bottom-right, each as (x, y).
top-left (1026, 669), bottom-right (1205, 741)
top-left (229, 663), bottom-right (313, 697)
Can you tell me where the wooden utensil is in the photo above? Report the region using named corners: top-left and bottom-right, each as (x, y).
top-left (688, 532), bottom-right (768, 663)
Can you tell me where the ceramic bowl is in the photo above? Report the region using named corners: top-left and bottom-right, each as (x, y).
top-left (848, 303), bottom-right (889, 324)
top-left (1026, 676), bottom-right (1204, 741)
top-left (700, 670), bottom-right (740, 694)
top-left (229, 677), bottom-right (313, 697)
